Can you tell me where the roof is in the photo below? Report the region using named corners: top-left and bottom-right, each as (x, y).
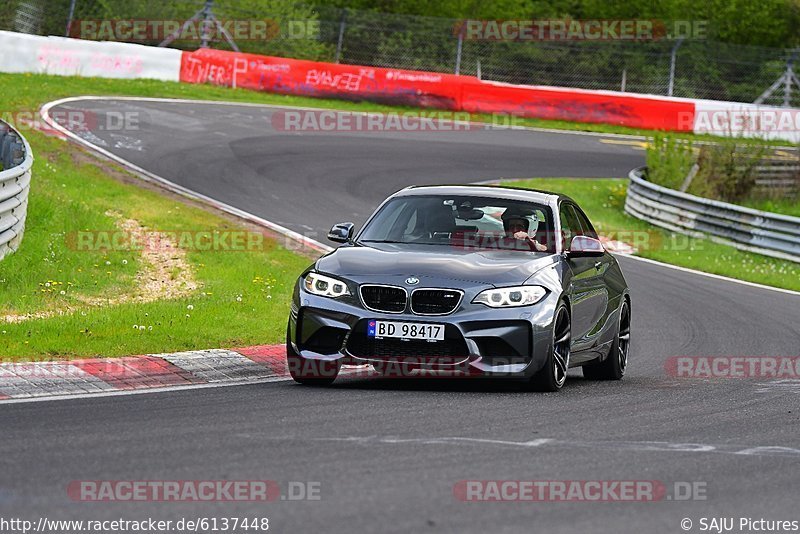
top-left (392, 184), bottom-right (573, 205)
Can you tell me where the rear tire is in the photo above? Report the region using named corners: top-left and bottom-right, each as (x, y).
top-left (529, 304), bottom-right (570, 392)
top-left (286, 325), bottom-right (339, 386)
top-left (582, 300), bottom-right (629, 381)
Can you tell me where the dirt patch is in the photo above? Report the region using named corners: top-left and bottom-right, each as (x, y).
top-left (66, 146), bottom-right (321, 260)
top-left (1, 212), bottom-right (198, 324)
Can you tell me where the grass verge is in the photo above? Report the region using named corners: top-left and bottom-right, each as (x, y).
top-left (0, 84), bottom-right (320, 360)
top-left (509, 178), bottom-right (800, 292)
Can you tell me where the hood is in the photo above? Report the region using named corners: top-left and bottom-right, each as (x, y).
top-left (315, 242), bottom-right (556, 286)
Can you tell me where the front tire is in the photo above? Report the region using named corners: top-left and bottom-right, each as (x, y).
top-left (582, 299), bottom-right (629, 381)
top-left (286, 325), bottom-right (339, 386)
top-left (529, 304), bottom-right (570, 392)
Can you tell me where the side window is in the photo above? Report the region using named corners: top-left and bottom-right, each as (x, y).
top-left (559, 204), bottom-right (581, 248)
top-left (572, 206), bottom-right (599, 239)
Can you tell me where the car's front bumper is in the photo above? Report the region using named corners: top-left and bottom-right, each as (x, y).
top-left (288, 282), bottom-right (560, 378)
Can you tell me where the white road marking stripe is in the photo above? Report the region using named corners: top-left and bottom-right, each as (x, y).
top-left (307, 435), bottom-right (800, 458)
top-left (0, 374), bottom-right (297, 405)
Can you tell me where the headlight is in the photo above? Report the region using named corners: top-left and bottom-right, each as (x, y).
top-left (472, 286), bottom-right (546, 308)
top-left (304, 272), bottom-right (350, 298)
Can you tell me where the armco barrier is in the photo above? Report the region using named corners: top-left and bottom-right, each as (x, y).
top-left (625, 167), bottom-right (800, 262)
top-left (0, 120), bottom-right (33, 262)
top-left (0, 30), bottom-right (181, 81)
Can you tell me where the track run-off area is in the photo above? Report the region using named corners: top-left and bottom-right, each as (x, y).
top-left (1, 98), bottom-right (798, 534)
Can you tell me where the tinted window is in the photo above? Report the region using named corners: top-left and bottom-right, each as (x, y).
top-left (571, 205), bottom-right (599, 239)
top-left (559, 204), bottom-right (582, 248)
top-left (359, 195), bottom-right (555, 252)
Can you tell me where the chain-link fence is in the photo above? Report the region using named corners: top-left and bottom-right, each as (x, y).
top-left (3, 0), bottom-right (799, 107)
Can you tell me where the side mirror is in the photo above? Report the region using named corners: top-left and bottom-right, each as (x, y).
top-left (567, 235), bottom-right (605, 258)
top-left (327, 222), bottom-right (355, 244)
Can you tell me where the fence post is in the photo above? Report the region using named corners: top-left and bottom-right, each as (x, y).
top-left (334, 9), bottom-right (347, 63)
top-left (784, 59), bottom-right (793, 108)
top-left (667, 38), bottom-right (684, 96)
top-left (65, 0), bottom-right (77, 36)
top-left (200, 0), bottom-right (213, 49)
top-left (454, 25), bottom-right (464, 75)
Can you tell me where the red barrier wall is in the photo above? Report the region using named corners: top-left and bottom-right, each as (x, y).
top-left (180, 48), bottom-right (695, 132)
top-left (461, 80), bottom-right (695, 131)
top-left (180, 49), bottom-right (465, 110)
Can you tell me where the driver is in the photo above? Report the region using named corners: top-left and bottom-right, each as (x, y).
top-left (502, 210), bottom-right (548, 252)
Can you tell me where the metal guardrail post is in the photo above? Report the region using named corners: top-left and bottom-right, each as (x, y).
top-left (0, 120), bottom-right (33, 262)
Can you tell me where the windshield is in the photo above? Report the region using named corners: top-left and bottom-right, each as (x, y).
top-left (358, 195), bottom-right (555, 253)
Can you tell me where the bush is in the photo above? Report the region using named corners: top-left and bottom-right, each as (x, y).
top-left (645, 133), bottom-right (695, 190)
top-left (688, 140), bottom-right (768, 203)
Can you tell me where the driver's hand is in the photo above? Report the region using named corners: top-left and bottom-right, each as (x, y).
top-left (513, 231), bottom-right (528, 240)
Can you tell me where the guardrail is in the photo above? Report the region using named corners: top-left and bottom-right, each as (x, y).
top-left (0, 120), bottom-right (33, 262)
top-left (625, 166), bottom-right (800, 263)
top-left (753, 160), bottom-right (800, 191)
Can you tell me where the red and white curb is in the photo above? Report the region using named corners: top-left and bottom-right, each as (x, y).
top-left (0, 345), bottom-right (300, 403)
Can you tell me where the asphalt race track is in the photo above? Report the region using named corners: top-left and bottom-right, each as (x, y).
top-left (1, 99), bottom-right (798, 533)
top-left (48, 99), bottom-right (645, 240)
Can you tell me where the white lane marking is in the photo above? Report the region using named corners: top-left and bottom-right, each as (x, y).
top-left (40, 97), bottom-right (332, 255)
top-left (0, 374), bottom-right (297, 405)
top-left (308, 435), bottom-right (800, 458)
top-left (43, 95), bottom-right (800, 148)
top-left (616, 254), bottom-right (800, 297)
top-left (109, 133), bottom-right (144, 151)
top-left (39, 95), bottom-right (647, 141)
top-left (755, 379), bottom-right (800, 393)
top-left (0, 364), bottom-right (369, 405)
top-left (41, 96), bottom-right (800, 299)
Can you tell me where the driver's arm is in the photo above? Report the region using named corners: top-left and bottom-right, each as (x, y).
top-left (513, 231), bottom-right (548, 252)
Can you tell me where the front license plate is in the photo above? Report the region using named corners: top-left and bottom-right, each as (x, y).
top-left (368, 320), bottom-right (445, 341)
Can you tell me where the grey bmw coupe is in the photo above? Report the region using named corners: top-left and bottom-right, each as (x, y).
top-left (287, 185), bottom-right (630, 391)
